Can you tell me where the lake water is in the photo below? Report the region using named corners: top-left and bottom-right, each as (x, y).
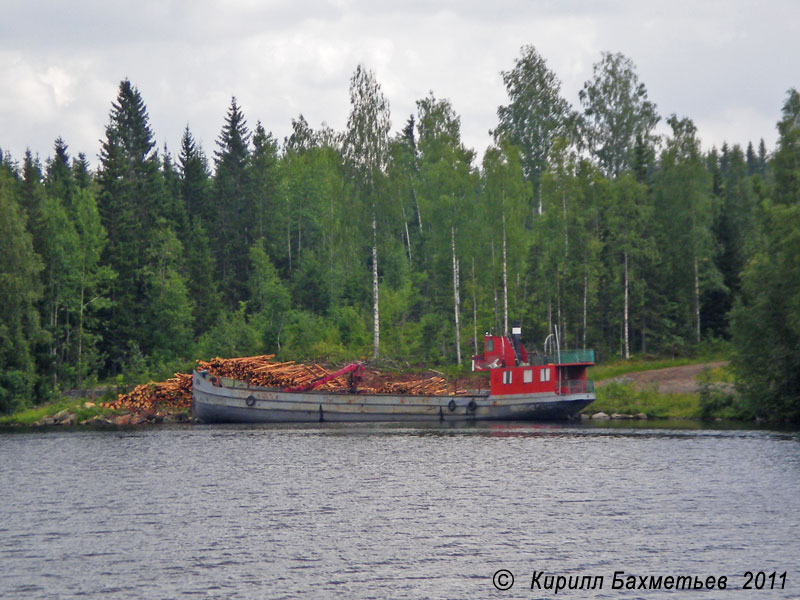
top-left (1, 422), bottom-right (798, 599)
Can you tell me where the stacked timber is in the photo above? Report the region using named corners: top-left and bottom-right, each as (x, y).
top-left (101, 372), bottom-right (193, 412)
top-left (196, 355), bottom-right (342, 391)
top-left (105, 355), bottom-right (475, 414)
top-left (366, 376), bottom-right (466, 396)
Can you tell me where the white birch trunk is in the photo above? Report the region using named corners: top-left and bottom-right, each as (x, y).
top-left (502, 212), bottom-right (509, 335)
top-left (582, 267), bottom-right (588, 350)
top-left (400, 203), bottom-right (412, 263)
top-left (451, 226), bottom-right (461, 365)
top-left (491, 241), bottom-right (498, 332)
top-left (556, 272), bottom-right (562, 349)
top-left (624, 250), bottom-right (630, 360)
top-left (694, 252), bottom-right (701, 344)
top-left (472, 258), bottom-right (478, 355)
top-left (78, 278), bottom-right (84, 379)
top-left (412, 181), bottom-right (422, 232)
top-left (287, 209), bottom-right (292, 272)
top-left (372, 212), bottom-right (380, 359)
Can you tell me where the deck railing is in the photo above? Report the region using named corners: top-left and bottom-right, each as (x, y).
top-left (558, 379), bottom-right (595, 395)
top-left (528, 349), bottom-right (595, 366)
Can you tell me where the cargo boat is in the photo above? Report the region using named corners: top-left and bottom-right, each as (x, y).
top-left (192, 328), bottom-right (595, 423)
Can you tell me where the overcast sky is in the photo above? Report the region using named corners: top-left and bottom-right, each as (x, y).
top-left (1, 0), bottom-right (798, 169)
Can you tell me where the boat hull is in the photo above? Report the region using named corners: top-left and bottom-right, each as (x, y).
top-left (192, 371), bottom-right (594, 423)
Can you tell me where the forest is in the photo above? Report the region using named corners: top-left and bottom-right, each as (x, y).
top-left (1, 47), bottom-right (799, 421)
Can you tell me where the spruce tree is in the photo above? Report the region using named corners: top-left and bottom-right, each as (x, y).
top-left (179, 126), bottom-right (211, 221)
top-left (72, 153), bottom-right (93, 190)
top-left (96, 79), bottom-right (171, 370)
top-left (213, 97), bottom-right (251, 306)
top-left (746, 141), bottom-right (758, 176)
top-left (45, 137), bottom-right (76, 211)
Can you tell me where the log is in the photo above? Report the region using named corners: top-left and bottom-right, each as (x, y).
top-left (103, 356), bottom-right (474, 414)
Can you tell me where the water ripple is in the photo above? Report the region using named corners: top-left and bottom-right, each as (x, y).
top-left (1, 423), bottom-right (798, 598)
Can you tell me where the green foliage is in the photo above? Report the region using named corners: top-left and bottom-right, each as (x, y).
top-left (731, 89), bottom-right (800, 424)
top-left (97, 79), bottom-right (176, 372)
top-left (0, 167), bottom-right (43, 413)
top-left (184, 219), bottom-right (221, 335)
top-left (279, 310), bottom-right (342, 361)
top-left (121, 341), bottom-right (150, 387)
top-left (2, 65), bottom-right (795, 421)
top-left (650, 115), bottom-right (721, 346)
top-left (591, 382), bottom-right (699, 419)
top-left (0, 396), bottom-right (116, 427)
top-left (248, 243), bottom-right (290, 350)
top-left (698, 380), bottom-right (746, 421)
top-left (197, 303), bottom-right (262, 359)
top-left (212, 97), bottom-right (252, 305)
top-left (579, 52), bottom-right (660, 179)
top-left (497, 44), bottom-right (574, 211)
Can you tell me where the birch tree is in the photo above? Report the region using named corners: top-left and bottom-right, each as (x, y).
top-left (415, 93), bottom-right (476, 363)
top-left (497, 45), bottom-right (574, 216)
top-left (605, 174), bottom-right (652, 358)
top-left (343, 65), bottom-right (391, 360)
top-left (483, 140), bottom-right (529, 336)
top-left (579, 52), bottom-right (660, 179)
top-left (653, 116), bottom-right (720, 343)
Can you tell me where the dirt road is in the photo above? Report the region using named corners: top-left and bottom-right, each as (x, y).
top-left (596, 361), bottom-right (730, 394)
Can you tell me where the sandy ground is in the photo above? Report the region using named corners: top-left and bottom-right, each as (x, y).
top-left (596, 361), bottom-right (730, 394)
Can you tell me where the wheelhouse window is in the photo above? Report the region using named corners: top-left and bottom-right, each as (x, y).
top-left (486, 339), bottom-right (494, 352)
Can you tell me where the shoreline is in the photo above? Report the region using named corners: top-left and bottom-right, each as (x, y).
top-left (0, 358), bottom-right (775, 429)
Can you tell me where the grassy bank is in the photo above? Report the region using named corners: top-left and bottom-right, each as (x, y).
top-left (1, 354), bottom-right (744, 425)
top-left (587, 383), bottom-right (701, 419)
top-left (585, 356), bottom-right (746, 420)
top-left (0, 398), bottom-right (111, 427)
top-left (589, 350), bottom-right (728, 381)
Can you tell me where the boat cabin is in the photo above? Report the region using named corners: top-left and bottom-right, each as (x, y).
top-left (471, 329), bottom-right (594, 397)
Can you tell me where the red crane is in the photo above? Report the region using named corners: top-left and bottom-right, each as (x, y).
top-left (284, 362), bottom-right (365, 393)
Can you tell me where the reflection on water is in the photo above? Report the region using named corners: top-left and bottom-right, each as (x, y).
top-left (1, 423), bottom-right (798, 598)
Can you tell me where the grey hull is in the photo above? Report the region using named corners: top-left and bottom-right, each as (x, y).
top-left (192, 371), bottom-right (594, 423)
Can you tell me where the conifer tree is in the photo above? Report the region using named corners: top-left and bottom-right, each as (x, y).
top-left (745, 141), bottom-right (758, 176)
top-left (179, 126), bottom-right (211, 221)
top-left (213, 97), bottom-right (251, 305)
top-left (72, 153), bottom-right (93, 190)
top-left (178, 127), bottom-right (220, 336)
top-left (96, 79), bottom-right (175, 369)
top-left (45, 137), bottom-right (76, 211)
top-left (249, 122), bottom-right (281, 251)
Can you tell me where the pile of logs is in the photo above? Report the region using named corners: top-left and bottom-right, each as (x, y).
top-left (196, 355), bottom-right (343, 391)
top-left (105, 355), bottom-right (473, 413)
top-left (364, 375), bottom-right (466, 396)
top-left (101, 372), bottom-right (193, 412)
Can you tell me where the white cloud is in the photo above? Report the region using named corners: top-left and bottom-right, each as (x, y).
top-left (0, 1), bottom-right (797, 166)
